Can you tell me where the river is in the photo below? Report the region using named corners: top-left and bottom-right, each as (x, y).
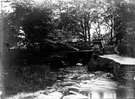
top-left (5, 66), bottom-right (135, 99)
top-left (55, 66), bottom-right (134, 99)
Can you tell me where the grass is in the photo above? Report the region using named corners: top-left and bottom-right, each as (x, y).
top-left (3, 64), bottom-right (56, 96)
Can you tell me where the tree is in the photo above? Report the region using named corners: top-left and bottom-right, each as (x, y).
top-left (4, 1), bottom-right (54, 50)
top-left (101, 1), bottom-right (115, 44)
top-left (53, 0), bottom-right (83, 43)
top-left (112, 1), bottom-right (135, 57)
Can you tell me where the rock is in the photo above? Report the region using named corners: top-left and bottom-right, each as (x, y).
top-left (47, 91), bottom-right (62, 99)
top-left (76, 63), bottom-right (83, 66)
top-left (63, 91), bottom-right (89, 99)
top-left (35, 94), bottom-right (48, 99)
top-left (60, 82), bottom-right (77, 87)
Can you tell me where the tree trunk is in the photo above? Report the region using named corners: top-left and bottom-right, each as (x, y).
top-left (88, 24), bottom-right (91, 44)
top-left (84, 14), bottom-right (87, 43)
top-left (84, 25), bottom-right (87, 43)
top-left (110, 15), bottom-right (114, 45)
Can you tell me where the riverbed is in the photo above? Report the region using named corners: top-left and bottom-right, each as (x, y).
top-left (5, 66), bottom-right (134, 99)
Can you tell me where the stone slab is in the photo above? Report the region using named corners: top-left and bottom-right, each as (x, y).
top-left (100, 54), bottom-right (135, 65)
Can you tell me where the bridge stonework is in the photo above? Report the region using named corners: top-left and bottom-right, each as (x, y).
top-left (100, 54), bottom-right (135, 86)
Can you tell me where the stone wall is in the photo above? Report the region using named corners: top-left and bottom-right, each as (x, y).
top-left (99, 57), bottom-right (135, 86)
top-left (113, 63), bottom-right (135, 86)
top-left (88, 55), bottom-right (135, 86)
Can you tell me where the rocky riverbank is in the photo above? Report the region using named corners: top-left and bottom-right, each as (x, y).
top-left (4, 66), bottom-right (134, 99)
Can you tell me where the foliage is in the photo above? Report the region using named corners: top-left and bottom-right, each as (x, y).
top-left (4, 2), bottom-right (54, 50)
top-left (4, 0), bottom-right (121, 50)
top-left (53, 0), bottom-right (109, 43)
top-left (4, 0), bottom-right (135, 56)
top-left (4, 64), bottom-right (56, 95)
top-left (114, 2), bottom-right (135, 57)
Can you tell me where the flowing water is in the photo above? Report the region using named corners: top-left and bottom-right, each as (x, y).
top-left (4, 66), bottom-right (135, 99)
top-left (56, 66), bottom-right (135, 99)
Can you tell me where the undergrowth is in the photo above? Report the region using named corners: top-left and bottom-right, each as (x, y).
top-left (4, 64), bottom-right (56, 96)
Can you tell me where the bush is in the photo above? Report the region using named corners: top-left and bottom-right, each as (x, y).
top-left (4, 64), bottom-right (56, 96)
top-left (87, 55), bottom-right (113, 73)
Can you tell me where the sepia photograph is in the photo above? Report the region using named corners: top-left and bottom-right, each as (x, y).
top-left (1, 0), bottom-right (135, 99)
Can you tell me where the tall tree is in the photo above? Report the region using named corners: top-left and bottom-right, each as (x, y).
top-left (4, 1), bottom-right (54, 50)
top-left (113, 1), bottom-right (135, 57)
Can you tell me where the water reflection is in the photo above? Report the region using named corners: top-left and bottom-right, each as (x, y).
top-left (58, 67), bottom-right (135, 99)
top-left (79, 79), bottom-right (134, 99)
top-left (87, 87), bottom-right (133, 99)
top-left (116, 87), bottom-right (134, 99)
top-left (99, 92), bottom-right (104, 99)
top-left (89, 91), bottom-right (116, 99)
